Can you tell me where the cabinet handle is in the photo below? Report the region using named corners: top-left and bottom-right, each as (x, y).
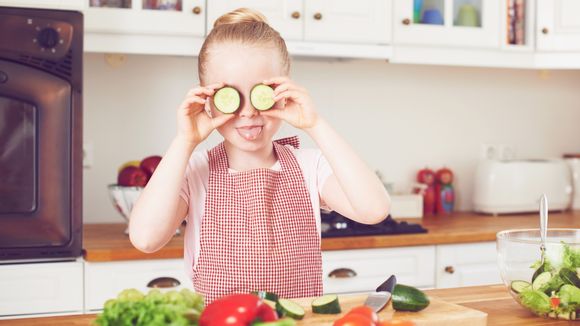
top-left (147, 277), bottom-right (181, 288)
top-left (444, 266), bottom-right (455, 274)
top-left (542, 27), bottom-right (549, 35)
top-left (291, 11), bottom-right (301, 19)
top-left (328, 268), bottom-right (357, 278)
top-left (402, 18), bottom-right (411, 25)
top-left (313, 12), bottom-right (323, 20)
top-left (192, 6), bottom-right (202, 15)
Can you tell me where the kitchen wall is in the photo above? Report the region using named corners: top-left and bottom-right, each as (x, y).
top-left (83, 53), bottom-right (580, 223)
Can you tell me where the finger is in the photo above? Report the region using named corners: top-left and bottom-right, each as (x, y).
top-left (210, 112), bottom-right (236, 129)
top-left (187, 87), bottom-right (213, 99)
top-left (273, 90), bottom-right (305, 104)
top-left (263, 76), bottom-right (290, 86)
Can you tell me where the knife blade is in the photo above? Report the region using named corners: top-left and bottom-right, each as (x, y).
top-left (364, 274), bottom-right (397, 313)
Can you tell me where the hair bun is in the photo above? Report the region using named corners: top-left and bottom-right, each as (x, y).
top-left (214, 8), bottom-right (269, 27)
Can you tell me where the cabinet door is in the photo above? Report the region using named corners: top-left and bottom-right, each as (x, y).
top-left (304, 0), bottom-right (391, 44)
top-left (85, 259), bottom-right (194, 311)
top-left (436, 242), bottom-right (502, 288)
top-left (84, 0), bottom-right (205, 37)
top-left (0, 0), bottom-right (83, 10)
top-left (536, 0), bottom-right (580, 51)
top-left (394, 0), bottom-right (499, 48)
top-left (206, 0), bottom-right (303, 41)
top-left (0, 261), bottom-right (83, 316)
top-left (322, 246), bottom-right (435, 294)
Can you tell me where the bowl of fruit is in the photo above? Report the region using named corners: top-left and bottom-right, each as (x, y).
top-left (497, 228), bottom-right (580, 320)
top-left (108, 155), bottom-right (162, 234)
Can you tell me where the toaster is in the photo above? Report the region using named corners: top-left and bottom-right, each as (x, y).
top-left (473, 159), bottom-right (573, 215)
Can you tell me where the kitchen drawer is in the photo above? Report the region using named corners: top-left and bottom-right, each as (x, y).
top-left (436, 242), bottom-right (502, 289)
top-left (0, 260), bottom-right (83, 316)
top-left (84, 259), bottom-right (193, 311)
top-left (322, 246), bottom-right (435, 294)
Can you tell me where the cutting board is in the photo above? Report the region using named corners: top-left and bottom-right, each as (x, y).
top-left (291, 293), bottom-right (487, 326)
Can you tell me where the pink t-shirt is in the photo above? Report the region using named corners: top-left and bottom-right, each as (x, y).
top-left (179, 146), bottom-right (333, 280)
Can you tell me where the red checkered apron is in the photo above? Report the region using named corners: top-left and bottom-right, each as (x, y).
top-left (193, 136), bottom-right (323, 304)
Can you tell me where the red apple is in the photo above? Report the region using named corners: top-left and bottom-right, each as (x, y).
top-left (140, 155), bottom-right (162, 178)
top-left (118, 166), bottom-right (149, 187)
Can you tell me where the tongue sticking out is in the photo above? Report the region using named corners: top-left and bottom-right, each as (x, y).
top-left (237, 126), bottom-right (263, 141)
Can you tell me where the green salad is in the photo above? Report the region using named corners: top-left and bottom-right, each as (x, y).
top-left (510, 242), bottom-right (580, 320)
top-left (95, 288), bottom-right (204, 326)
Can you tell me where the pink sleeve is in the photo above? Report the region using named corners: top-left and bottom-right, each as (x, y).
top-left (316, 151), bottom-right (334, 195)
top-left (179, 164), bottom-right (190, 207)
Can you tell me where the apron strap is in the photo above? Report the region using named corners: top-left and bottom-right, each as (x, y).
top-left (274, 136), bottom-right (300, 149)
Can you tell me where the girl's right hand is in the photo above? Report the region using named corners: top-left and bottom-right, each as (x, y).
top-left (177, 82), bottom-right (235, 145)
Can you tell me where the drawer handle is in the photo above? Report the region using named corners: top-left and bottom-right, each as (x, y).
top-left (328, 268), bottom-right (357, 278)
top-left (444, 266), bottom-right (455, 274)
top-left (147, 277), bottom-right (181, 288)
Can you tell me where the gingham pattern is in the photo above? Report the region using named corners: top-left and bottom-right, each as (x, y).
top-left (193, 136), bottom-right (323, 304)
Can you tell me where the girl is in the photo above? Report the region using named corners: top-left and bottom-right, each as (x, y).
top-left (129, 8), bottom-right (390, 303)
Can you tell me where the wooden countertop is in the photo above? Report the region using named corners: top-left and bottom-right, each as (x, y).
top-left (83, 211), bottom-right (580, 262)
top-left (2, 285), bottom-right (574, 325)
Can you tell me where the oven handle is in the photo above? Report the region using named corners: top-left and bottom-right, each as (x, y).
top-left (147, 277), bottom-right (181, 289)
top-left (328, 268), bottom-right (357, 278)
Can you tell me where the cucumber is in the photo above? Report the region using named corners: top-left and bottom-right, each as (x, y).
top-left (559, 268), bottom-right (580, 287)
top-left (250, 84), bottom-right (275, 111)
top-left (311, 295), bottom-right (341, 314)
top-left (275, 299), bottom-right (305, 320)
top-left (213, 86), bottom-right (240, 114)
top-left (510, 280), bottom-right (532, 294)
top-left (253, 318), bottom-right (297, 326)
top-left (392, 284), bottom-right (430, 312)
top-left (252, 291), bottom-right (279, 302)
top-left (532, 263), bottom-right (547, 282)
top-left (532, 271), bottom-right (552, 291)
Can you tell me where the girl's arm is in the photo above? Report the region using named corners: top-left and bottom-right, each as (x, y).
top-left (129, 83), bottom-right (233, 252)
top-left (262, 77), bottom-right (390, 224)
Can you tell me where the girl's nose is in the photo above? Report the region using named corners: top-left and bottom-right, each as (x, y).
top-left (238, 102), bottom-right (258, 118)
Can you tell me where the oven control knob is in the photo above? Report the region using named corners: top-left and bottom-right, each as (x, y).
top-left (37, 27), bottom-right (59, 48)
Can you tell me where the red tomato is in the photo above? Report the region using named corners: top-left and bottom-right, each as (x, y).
top-left (378, 320), bottom-right (416, 326)
top-left (346, 306), bottom-right (379, 324)
top-left (333, 314), bottom-right (376, 326)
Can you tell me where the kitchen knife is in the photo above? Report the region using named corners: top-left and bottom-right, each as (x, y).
top-left (364, 274), bottom-right (397, 313)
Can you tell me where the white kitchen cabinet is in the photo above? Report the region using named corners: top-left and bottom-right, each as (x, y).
top-left (536, 0), bottom-right (580, 52)
top-left (0, 260), bottom-right (84, 316)
top-left (84, 259), bottom-right (194, 311)
top-left (206, 0), bottom-right (303, 41)
top-left (322, 246), bottom-right (435, 294)
top-left (435, 242), bottom-right (502, 289)
top-left (304, 0), bottom-right (391, 44)
top-left (0, 0), bottom-right (84, 10)
top-left (393, 0), bottom-right (500, 48)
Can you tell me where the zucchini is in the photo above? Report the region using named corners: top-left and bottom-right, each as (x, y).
top-left (213, 86), bottom-right (240, 114)
top-left (311, 295), bottom-right (341, 314)
top-left (250, 84), bottom-right (275, 111)
top-left (392, 284), bottom-right (430, 312)
top-left (510, 280), bottom-right (532, 294)
top-left (559, 268), bottom-right (580, 287)
top-left (532, 271), bottom-right (552, 291)
top-left (276, 299), bottom-right (305, 320)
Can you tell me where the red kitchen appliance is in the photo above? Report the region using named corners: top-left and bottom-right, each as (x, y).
top-left (0, 6), bottom-right (83, 262)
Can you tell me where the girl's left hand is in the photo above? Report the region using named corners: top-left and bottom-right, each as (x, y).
top-left (261, 77), bottom-right (319, 130)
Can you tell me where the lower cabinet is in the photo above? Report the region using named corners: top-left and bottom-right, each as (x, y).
top-left (0, 260), bottom-right (83, 316)
top-left (322, 246), bottom-right (436, 294)
top-left (84, 259), bottom-right (193, 311)
top-left (435, 242), bottom-right (502, 288)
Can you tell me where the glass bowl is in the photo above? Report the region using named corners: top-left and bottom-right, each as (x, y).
top-left (107, 184), bottom-right (144, 234)
top-left (497, 229), bottom-right (580, 320)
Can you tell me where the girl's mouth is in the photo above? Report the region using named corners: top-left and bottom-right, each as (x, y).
top-left (236, 125), bottom-right (263, 141)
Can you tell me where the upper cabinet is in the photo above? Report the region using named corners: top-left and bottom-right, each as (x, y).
top-left (206, 0), bottom-right (391, 45)
top-left (303, 0), bottom-right (391, 44)
top-left (393, 0), bottom-right (500, 48)
top-left (206, 0), bottom-right (303, 41)
top-left (0, 0), bottom-right (83, 10)
top-left (536, 0), bottom-right (580, 52)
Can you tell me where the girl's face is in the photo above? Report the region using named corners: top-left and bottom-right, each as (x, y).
top-left (204, 43), bottom-right (285, 153)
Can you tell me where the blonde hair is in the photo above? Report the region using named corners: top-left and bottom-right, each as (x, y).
top-left (198, 8), bottom-right (290, 84)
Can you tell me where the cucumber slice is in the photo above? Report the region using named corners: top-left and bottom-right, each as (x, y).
top-left (213, 86), bottom-right (240, 114)
top-left (532, 263), bottom-right (546, 282)
top-left (311, 295), bottom-right (341, 314)
top-left (275, 299), bottom-right (305, 320)
top-left (250, 84), bottom-right (275, 111)
top-left (510, 280), bottom-right (532, 294)
top-left (392, 284), bottom-right (430, 312)
top-left (559, 268), bottom-right (580, 287)
top-left (532, 271), bottom-right (552, 291)
top-left (252, 291), bottom-right (279, 302)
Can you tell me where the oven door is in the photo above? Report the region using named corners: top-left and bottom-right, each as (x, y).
top-left (0, 59), bottom-right (79, 260)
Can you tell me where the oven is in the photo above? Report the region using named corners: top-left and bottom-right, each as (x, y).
top-left (0, 6), bottom-right (83, 262)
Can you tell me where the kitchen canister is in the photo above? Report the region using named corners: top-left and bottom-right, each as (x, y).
top-left (564, 154), bottom-right (580, 210)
